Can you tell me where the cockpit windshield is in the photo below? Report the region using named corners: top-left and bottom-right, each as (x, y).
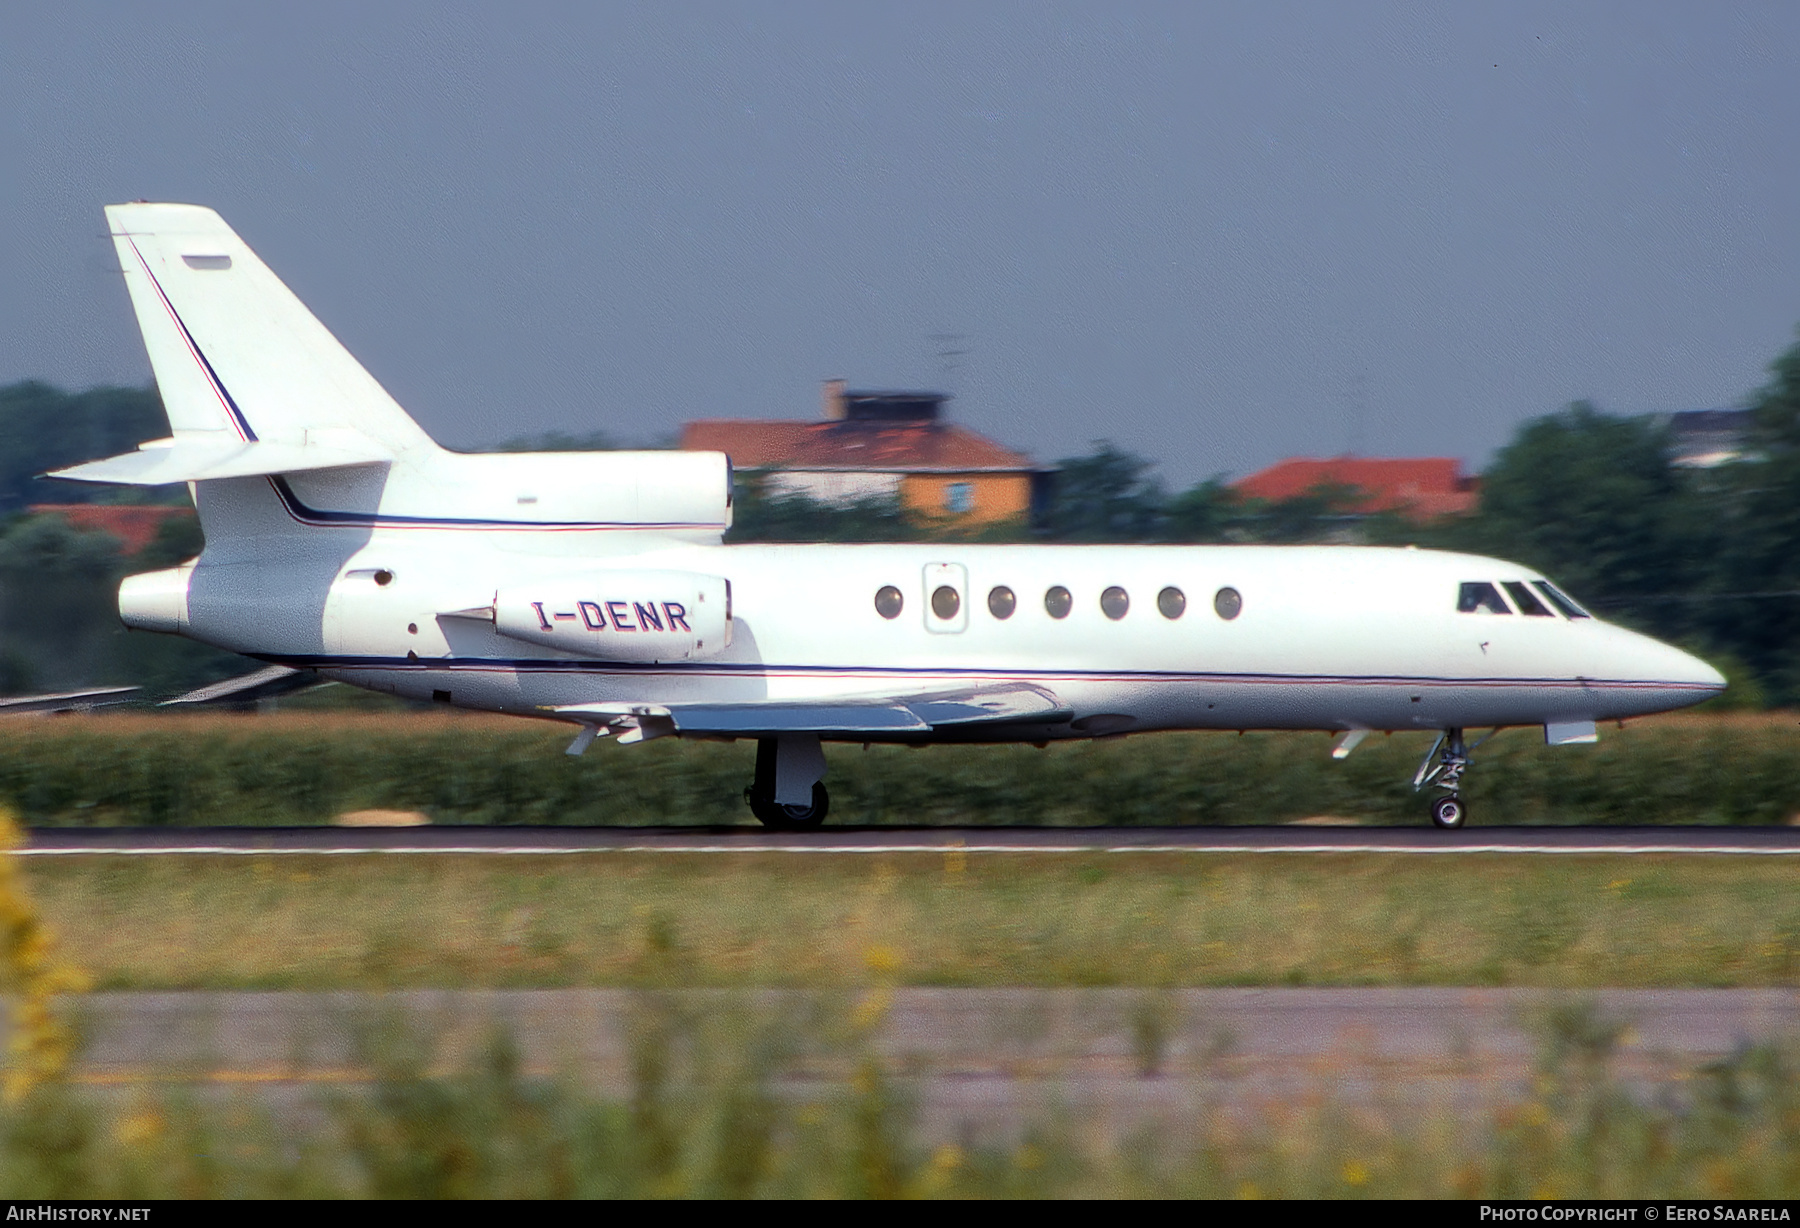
top-left (1503, 581), bottom-right (1553, 616)
top-left (1459, 578), bottom-right (1594, 619)
top-left (1457, 582), bottom-right (1512, 614)
top-left (1532, 580), bottom-right (1591, 619)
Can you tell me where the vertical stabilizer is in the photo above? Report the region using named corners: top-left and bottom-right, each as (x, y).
top-left (104, 203), bottom-right (438, 458)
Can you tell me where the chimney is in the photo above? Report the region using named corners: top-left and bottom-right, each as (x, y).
top-left (821, 378), bottom-right (847, 420)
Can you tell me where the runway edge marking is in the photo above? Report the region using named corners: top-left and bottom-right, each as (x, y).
top-left (18, 838), bottom-right (1800, 856)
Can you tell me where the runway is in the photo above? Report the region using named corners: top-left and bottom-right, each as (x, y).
top-left (20, 823), bottom-right (1800, 855)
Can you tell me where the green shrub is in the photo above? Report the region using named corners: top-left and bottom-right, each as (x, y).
top-left (1, 712), bottom-right (1796, 827)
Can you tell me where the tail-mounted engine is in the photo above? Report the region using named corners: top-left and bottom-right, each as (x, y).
top-left (484, 571), bottom-right (731, 662)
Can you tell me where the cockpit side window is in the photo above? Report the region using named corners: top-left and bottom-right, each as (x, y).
top-left (1457, 582), bottom-right (1513, 614)
top-left (1503, 581), bottom-right (1554, 617)
top-left (1532, 580), bottom-right (1592, 619)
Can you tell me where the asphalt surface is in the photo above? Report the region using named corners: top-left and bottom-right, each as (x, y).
top-left (46, 988), bottom-right (1800, 1136)
top-left (22, 824), bottom-right (1800, 855)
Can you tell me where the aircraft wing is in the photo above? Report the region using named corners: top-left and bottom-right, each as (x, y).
top-left (0, 687), bottom-right (139, 714)
top-left (555, 683), bottom-right (1071, 742)
top-left (160, 664), bottom-right (328, 707)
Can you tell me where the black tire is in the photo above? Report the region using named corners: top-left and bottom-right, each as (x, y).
top-left (1430, 795), bottom-right (1467, 830)
top-left (747, 782), bottom-right (831, 830)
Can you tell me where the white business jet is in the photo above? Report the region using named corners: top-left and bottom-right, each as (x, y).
top-left (55, 204), bottom-right (1725, 829)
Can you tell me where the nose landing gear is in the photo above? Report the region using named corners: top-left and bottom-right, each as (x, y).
top-left (1414, 728), bottom-right (1480, 829)
top-left (1430, 794), bottom-right (1467, 829)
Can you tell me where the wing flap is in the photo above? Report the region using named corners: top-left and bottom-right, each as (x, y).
top-left (555, 699), bottom-right (928, 735)
top-left (907, 685), bottom-right (1070, 726)
top-left (553, 683), bottom-right (1068, 738)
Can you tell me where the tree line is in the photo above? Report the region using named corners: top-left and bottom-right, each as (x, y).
top-left (2, 327), bottom-right (1798, 701)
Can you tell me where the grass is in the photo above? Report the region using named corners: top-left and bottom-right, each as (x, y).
top-left (25, 852), bottom-right (1800, 990)
top-left (3, 709), bottom-right (1800, 827)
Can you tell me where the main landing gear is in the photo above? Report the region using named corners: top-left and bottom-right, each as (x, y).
top-left (745, 734), bottom-right (831, 829)
top-left (1413, 728), bottom-right (1489, 830)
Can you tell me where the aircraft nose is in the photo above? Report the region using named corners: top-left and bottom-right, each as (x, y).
top-left (1594, 628), bottom-right (1726, 716)
top-left (1634, 633), bottom-right (1726, 692)
top-left (1681, 646), bottom-right (1728, 692)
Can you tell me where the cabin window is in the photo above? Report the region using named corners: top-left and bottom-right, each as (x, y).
top-left (1533, 580), bottom-right (1592, 619)
top-left (1157, 586), bottom-right (1186, 619)
top-left (944, 482), bottom-right (974, 514)
top-left (1214, 587), bottom-right (1242, 620)
top-left (1457, 582), bottom-right (1512, 614)
top-left (987, 586), bottom-right (1016, 619)
top-left (1044, 586), bottom-right (1073, 619)
top-left (874, 585), bottom-right (904, 619)
top-left (931, 585), bottom-right (961, 620)
top-left (1101, 586), bottom-right (1130, 620)
top-left (1503, 581), bottom-right (1554, 617)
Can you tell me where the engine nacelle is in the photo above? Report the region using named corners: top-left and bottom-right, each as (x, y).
top-left (492, 571), bottom-right (731, 661)
top-left (119, 562), bottom-right (194, 634)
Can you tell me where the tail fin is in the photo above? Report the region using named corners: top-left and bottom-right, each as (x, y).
top-left (102, 203), bottom-right (437, 458)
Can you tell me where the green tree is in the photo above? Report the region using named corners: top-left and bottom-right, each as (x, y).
top-left (0, 511), bottom-right (244, 698)
top-left (1708, 331), bottom-right (1800, 699)
top-left (1036, 442), bottom-right (1166, 542)
top-left (0, 382), bottom-right (172, 513)
top-left (1435, 402), bottom-right (1712, 640)
top-left (1232, 483), bottom-right (1368, 544)
top-left (492, 429), bottom-right (620, 452)
top-left (1161, 478), bottom-right (1240, 543)
top-left (725, 479), bottom-right (917, 543)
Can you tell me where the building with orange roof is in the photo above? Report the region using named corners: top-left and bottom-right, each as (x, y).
top-left (680, 381), bottom-right (1046, 528)
top-left (26, 504), bottom-right (194, 555)
top-left (1231, 457), bottom-right (1477, 522)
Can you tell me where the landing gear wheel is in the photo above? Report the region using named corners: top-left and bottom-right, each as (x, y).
top-left (747, 782), bottom-right (830, 830)
top-left (1430, 795), bottom-right (1467, 830)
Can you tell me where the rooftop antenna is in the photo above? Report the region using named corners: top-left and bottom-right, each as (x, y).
top-left (1343, 368), bottom-right (1370, 457)
top-left (929, 332), bottom-right (969, 393)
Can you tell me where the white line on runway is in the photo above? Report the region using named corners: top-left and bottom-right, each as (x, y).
top-left (18, 840), bottom-right (1800, 856)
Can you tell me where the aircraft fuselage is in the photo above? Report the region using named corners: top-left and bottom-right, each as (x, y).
top-left (154, 526), bottom-right (1722, 740)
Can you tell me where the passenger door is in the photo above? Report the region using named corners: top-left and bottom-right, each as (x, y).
top-left (922, 563), bottom-right (969, 634)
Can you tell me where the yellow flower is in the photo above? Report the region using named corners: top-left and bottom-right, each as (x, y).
top-left (115, 1110), bottom-right (165, 1148)
top-left (852, 987), bottom-right (892, 1031)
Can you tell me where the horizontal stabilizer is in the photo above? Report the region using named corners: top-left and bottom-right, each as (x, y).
top-left (161, 664), bottom-right (327, 707)
top-left (0, 686), bottom-right (138, 715)
top-left (48, 430), bottom-right (392, 487)
top-left (555, 684), bottom-right (1070, 738)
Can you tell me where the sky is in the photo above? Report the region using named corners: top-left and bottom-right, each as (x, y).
top-left (3, 2), bottom-right (1797, 485)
